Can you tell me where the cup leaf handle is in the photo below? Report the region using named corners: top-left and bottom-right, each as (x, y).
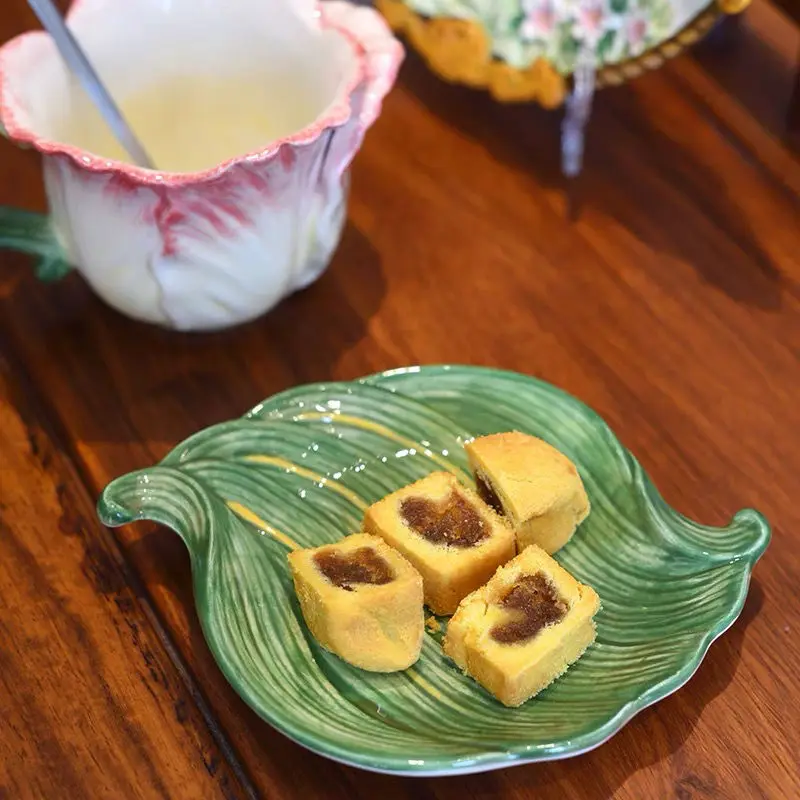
top-left (0, 206), bottom-right (72, 282)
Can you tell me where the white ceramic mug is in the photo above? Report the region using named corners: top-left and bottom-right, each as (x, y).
top-left (0, 0), bottom-right (402, 330)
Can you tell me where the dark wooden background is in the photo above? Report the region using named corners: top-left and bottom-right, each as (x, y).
top-left (1, 1), bottom-right (798, 797)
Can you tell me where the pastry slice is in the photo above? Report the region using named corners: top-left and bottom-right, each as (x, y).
top-left (288, 533), bottom-right (423, 672)
top-left (362, 471), bottom-right (515, 615)
top-left (466, 431), bottom-right (590, 554)
top-left (443, 545), bottom-right (600, 707)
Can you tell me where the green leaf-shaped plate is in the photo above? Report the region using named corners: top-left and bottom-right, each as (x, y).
top-left (97, 366), bottom-right (770, 776)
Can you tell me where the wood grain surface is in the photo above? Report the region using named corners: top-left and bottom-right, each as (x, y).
top-left (0, 1), bottom-right (798, 798)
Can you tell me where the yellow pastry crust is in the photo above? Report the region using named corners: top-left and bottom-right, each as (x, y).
top-left (363, 471), bottom-right (515, 615)
top-left (288, 533), bottom-right (424, 672)
top-left (466, 431), bottom-right (590, 554)
top-left (443, 545), bottom-right (600, 707)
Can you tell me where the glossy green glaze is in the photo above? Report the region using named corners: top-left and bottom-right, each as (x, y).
top-left (97, 366), bottom-right (769, 776)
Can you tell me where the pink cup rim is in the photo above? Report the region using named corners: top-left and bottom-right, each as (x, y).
top-left (0, 0), bottom-right (402, 187)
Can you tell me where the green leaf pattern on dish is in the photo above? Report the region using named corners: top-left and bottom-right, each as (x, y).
top-left (98, 366), bottom-right (769, 775)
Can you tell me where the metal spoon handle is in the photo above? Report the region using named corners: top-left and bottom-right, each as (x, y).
top-left (27, 0), bottom-right (156, 169)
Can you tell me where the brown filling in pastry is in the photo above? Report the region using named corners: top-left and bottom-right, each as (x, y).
top-left (313, 547), bottom-right (394, 591)
top-left (490, 572), bottom-right (568, 643)
top-left (400, 491), bottom-right (488, 548)
top-left (474, 472), bottom-right (504, 516)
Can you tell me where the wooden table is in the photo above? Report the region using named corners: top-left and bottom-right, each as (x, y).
top-left (1, 2), bottom-right (798, 797)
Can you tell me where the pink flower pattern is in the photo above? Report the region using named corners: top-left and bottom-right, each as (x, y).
top-left (573, 0), bottom-right (607, 47)
top-left (521, 0), bottom-right (557, 41)
top-left (512, 0), bottom-right (670, 68)
top-left (626, 13), bottom-right (648, 55)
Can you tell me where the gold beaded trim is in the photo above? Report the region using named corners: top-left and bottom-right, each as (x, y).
top-left (377, 0), bottom-right (750, 106)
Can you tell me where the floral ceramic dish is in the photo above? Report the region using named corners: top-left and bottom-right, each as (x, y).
top-left (97, 366), bottom-right (769, 776)
top-left (377, 0), bottom-right (749, 106)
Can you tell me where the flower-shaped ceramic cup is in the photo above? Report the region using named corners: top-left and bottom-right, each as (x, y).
top-left (0, 0), bottom-right (402, 330)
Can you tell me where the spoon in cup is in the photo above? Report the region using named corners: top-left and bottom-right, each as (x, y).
top-left (26, 0), bottom-right (156, 169)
